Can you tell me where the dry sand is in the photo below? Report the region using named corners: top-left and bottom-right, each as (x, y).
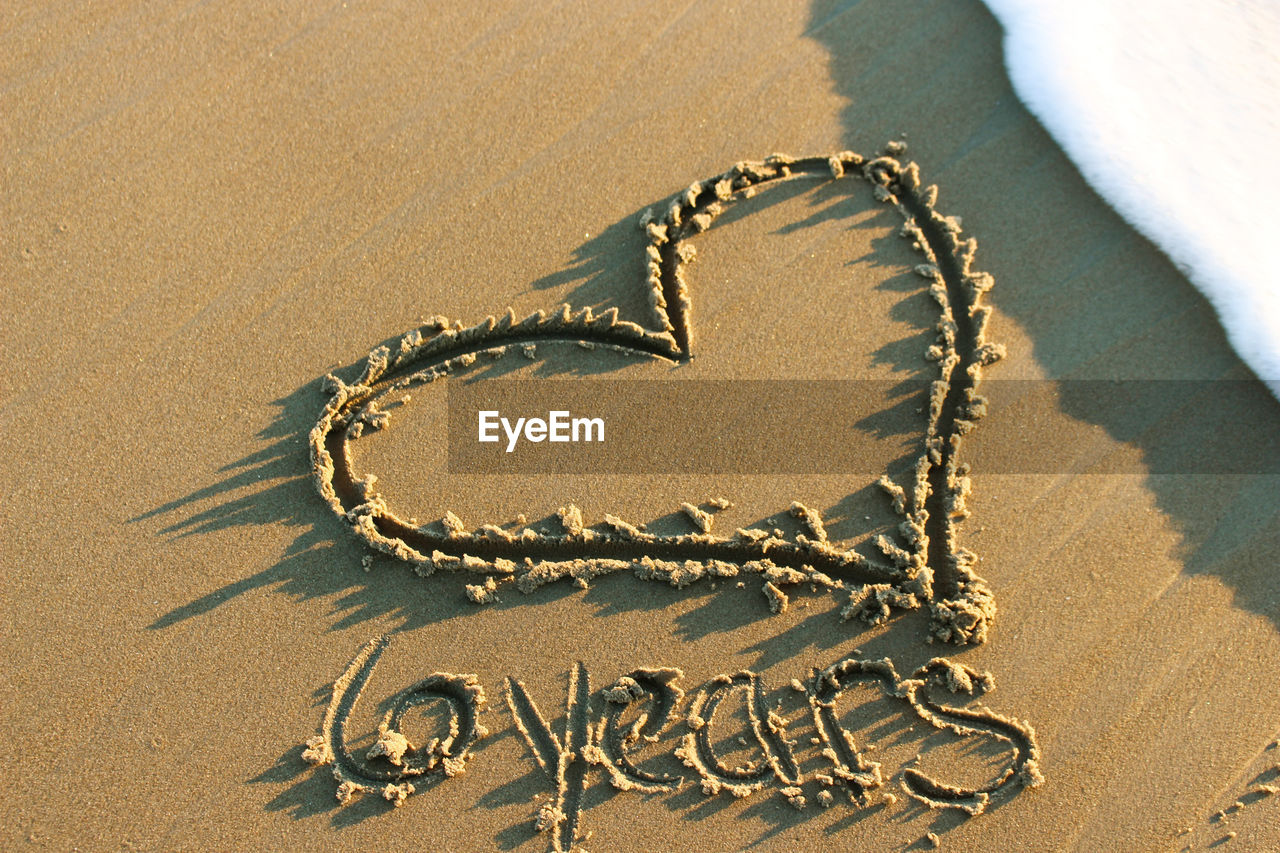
top-left (2, 1), bottom-right (1278, 851)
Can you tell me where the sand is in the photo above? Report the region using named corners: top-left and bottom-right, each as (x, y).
top-left (2, 1), bottom-right (1278, 851)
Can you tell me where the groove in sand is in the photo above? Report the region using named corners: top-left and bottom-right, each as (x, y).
top-left (310, 149), bottom-right (1004, 644)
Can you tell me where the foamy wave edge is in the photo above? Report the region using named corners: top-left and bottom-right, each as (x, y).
top-left (982, 0), bottom-right (1280, 402)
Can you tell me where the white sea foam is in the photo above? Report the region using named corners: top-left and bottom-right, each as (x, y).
top-left (981, 0), bottom-right (1280, 400)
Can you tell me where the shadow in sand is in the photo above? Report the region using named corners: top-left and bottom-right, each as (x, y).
top-left (136, 343), bottom-right (663, 638)
top-left (135, 377), bottom-right (376, 632)
top-left (811, 0), bottom-right (1280, 630)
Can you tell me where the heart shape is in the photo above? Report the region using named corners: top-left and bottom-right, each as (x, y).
top-left (310, 150), bottom-right (1004, 647)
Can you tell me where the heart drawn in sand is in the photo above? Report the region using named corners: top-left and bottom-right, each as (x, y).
top-left (311, 151), bottom-right (1002, 643)
top-left (301, 151), bottom-right (1042, 841)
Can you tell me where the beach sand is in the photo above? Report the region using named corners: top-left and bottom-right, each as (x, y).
top-left (3, 1), bottom-right (1278, 850)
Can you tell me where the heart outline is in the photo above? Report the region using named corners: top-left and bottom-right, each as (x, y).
top-left (309, 150), bottom-right (1004, 645)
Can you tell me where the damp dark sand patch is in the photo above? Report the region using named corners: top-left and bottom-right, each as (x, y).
top-left (310, 150), bottom-right (1004, 645)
